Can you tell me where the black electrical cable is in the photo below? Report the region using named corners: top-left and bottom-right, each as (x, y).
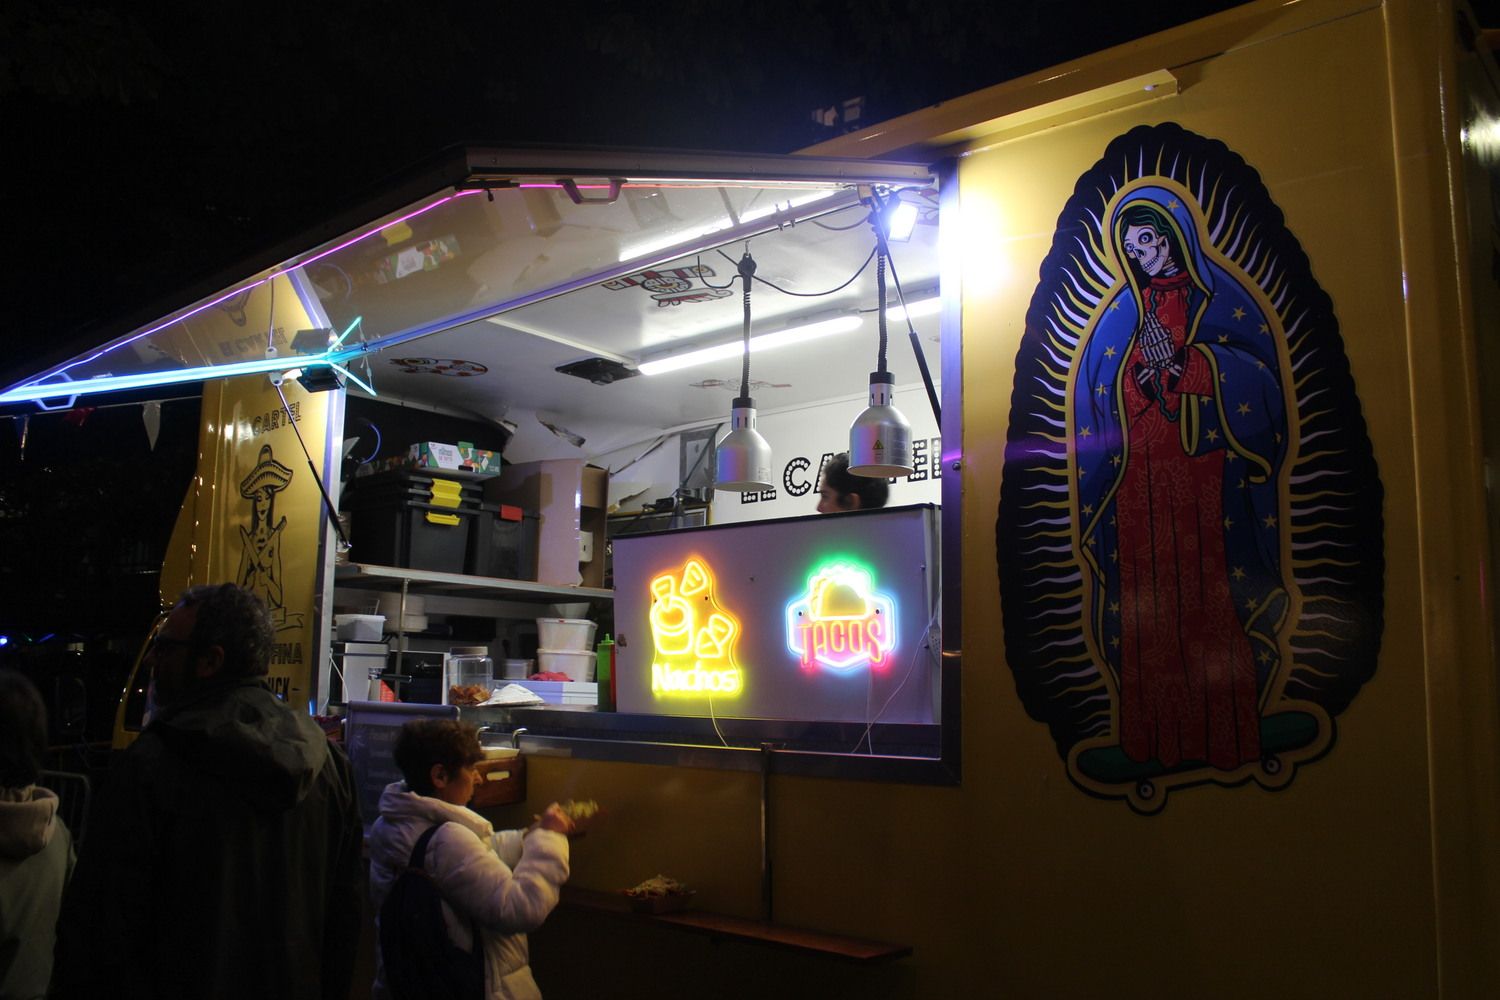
top-left (882, 239), bottom-right (943, 425)
top-left (812, 216), bottom-right (874, 232)
top-left (695, 254), bottom-right (738, 291)
top-left (607, 434), bottom-right (669, 476)
top-left (869, 190), bottom-right (942, 425)
top-left (716, 245), bottom-right (877, 297)
top-left (611, 421), bottom-right (724, 536)
top-left (737, 252), bottom-right (756, 397)
top-left (876, 245), bottom-right (889, 374)
top-left (273, 383), bottom-right (349, 547)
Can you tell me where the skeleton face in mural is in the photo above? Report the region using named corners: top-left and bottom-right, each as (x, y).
top-left (1122, 223), bottom-right (1178, 277)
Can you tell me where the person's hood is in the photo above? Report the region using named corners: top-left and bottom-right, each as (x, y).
top-left (368, 782), bottom-right (492, 873)
top-left (0, 785), bottom-right (62, 860)
top-left (150, 677), bottom-right (330, 811)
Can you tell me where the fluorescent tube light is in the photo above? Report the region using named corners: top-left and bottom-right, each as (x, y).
top-left (638, 314), bottom-right (862, 376)
top-left (885, 296), bottom-right (940, 322)
top-left (618, 189), bottom-right (838, 263)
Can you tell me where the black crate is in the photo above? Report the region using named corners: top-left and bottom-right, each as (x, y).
top-left (345, 468), bottom-right (488, 510)
top-left (348, 499), bottom-right (477, 573)
top-left (466, 505), bottom-right (539, 580)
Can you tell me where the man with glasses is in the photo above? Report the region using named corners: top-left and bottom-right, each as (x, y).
top-left (54, 584), bottom-right (362, 1000)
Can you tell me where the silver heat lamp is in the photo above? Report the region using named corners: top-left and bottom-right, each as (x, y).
top-left (714, 251), bottom-right (774, 493)
top-left (715, 395), bottom-right (774, 492)
top-left (849, 371), bottom-right (913, 477)
top-left (849, 209), bottom-right (914, 479)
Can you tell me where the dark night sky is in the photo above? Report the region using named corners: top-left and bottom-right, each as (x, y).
top-left (4, 0), bottom-right (1497, 646)
top-left (12, 0), bottom-right (1500, 371)
top-left (3, 0), bottom-right (1261, 364)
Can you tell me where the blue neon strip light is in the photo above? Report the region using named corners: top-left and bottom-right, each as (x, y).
top-left (331, 363), bottom-right (376, 397)
top-left (0, 354), bottom-right (349, 404)
top-left (27, 190), bottom-right (482, 388)
top-left (329, 316), bottom-right (363, 349)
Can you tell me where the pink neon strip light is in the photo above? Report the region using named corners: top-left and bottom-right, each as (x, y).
top-left (36, 188), bottom-right (485, 386)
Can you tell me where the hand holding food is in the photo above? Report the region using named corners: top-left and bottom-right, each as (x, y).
top-left (558, 799), bottom-right (599, 832)
top-left (535, 802), bottom-right (575, 835)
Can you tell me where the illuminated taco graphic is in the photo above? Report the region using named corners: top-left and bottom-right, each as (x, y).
top-left (786, 563), bottom-right (897, 672)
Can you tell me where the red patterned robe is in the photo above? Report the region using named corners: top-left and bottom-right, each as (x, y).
top-left (1115, 272), bottom-right (1262, 769)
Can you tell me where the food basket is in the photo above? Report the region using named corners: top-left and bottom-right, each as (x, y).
top-left (470, 752), bottom-right (526, 808)
top-left (626, 890), bottom-right (696, 914)
top-left (623, 875), bottom-right (695, 913)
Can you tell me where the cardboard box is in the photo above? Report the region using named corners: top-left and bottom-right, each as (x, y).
top-left (456, 441), bottom-right (501, 474)
top-left (485, 460), bottom-right (609, 588)
top-left (408, 441), bottom-right (464, 470)
top-left (581, 465), bottom-right (607, 509)
top-left (579, 464), bottom-right (608, 588)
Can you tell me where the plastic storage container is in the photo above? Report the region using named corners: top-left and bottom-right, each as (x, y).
top-left (536, 618), bottom-right (597, 651)
top-left (500, 658), bottom-right (533, 679)
top-left (536, 647), bottom-right (595, 681)
top-left (343, 469), bottom-right (491, 574)
top-left (466, 504), bottom-right (540, 579)
top-left (347, 501), bottom-right (478, 573)
top-left (445, 647), bottom-right (494, 706)
top-left (334, 614), bottom-right (385, 641)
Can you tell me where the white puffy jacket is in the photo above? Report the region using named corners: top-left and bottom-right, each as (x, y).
top-left (368, 781), bottom-right (570, 1000)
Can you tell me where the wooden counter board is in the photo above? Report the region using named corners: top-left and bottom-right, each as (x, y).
top-left (559, 887), bottom-right (911, 964)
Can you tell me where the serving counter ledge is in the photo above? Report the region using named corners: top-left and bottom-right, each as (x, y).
top-left (466, 707), bottom-right (957, 785)
top-left (558, 887), bottom-right (912, 964)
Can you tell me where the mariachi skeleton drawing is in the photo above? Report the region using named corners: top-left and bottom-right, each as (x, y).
top-left (236, 444), bottom-right (304, 630)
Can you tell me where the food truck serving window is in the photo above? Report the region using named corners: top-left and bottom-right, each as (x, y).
top-left (0, 145), bottom-right (958, 786)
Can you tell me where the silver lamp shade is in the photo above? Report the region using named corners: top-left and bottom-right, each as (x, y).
top-left (715, 397), bottom-right (774, 491)
top-left (849, 372), bottom-right (914, 477)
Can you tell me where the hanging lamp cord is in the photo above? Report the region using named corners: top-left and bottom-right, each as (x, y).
top-left (738, 251), bottom-right (757, 397)
top-left (869, 192), bottom-right (941, 422)
top-left (875, 241), bottom-right (889, 375)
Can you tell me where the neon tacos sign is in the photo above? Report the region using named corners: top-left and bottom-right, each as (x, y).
top-left (785, 563), bottom-right (897, 672)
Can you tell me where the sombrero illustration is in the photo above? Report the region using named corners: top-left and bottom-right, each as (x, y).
top-left (239, 445), bottom-right (293, 498)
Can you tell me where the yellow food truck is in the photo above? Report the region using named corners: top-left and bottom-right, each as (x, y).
top-left (6, 0), bottom-right (1499, 993)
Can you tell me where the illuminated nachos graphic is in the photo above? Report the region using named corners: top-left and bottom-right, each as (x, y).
top-left (648, 558), bottom-right (743, 697)
top-left (785, 563), bottom-right (896, 672)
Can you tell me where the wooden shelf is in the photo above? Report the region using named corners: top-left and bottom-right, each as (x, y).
top-left (559, 887), bottom-right (911, 964)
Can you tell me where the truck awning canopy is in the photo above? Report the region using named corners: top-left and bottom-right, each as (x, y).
top-left (3, 147), bottom-right (933, 407)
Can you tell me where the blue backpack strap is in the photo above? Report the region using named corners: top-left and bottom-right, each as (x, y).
top-left (403, 821), bottom-right (485, 964)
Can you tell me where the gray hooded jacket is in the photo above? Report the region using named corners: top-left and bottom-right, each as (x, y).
top-left (0, 785), bottom-right (74, 1000)
top-left (54, 678), bottom-right (361, 1000)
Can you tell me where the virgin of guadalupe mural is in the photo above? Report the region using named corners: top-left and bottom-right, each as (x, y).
top-left (998, 123), bottom-right (1383, 812)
